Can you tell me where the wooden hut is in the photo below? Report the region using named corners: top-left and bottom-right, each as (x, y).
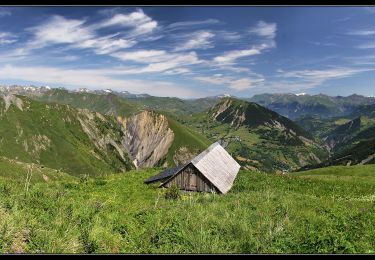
top-left (144, 142), bottom-right (241, 194)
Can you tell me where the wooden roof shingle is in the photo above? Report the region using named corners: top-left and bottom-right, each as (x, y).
top-left (144, 164), bottom-right (186, 184)
top-left (190, 142), bottom-right (241, 194)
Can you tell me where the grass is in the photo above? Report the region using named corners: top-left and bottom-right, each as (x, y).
top-left (0, 96), bottom-right (133, 177)
top-left (164, 117), bottom-right (210, 166)
top-left (1, 164), bottom-right (375, 253)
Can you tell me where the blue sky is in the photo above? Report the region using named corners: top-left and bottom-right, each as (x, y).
top-left (0, 6), bottom-right (375, 98)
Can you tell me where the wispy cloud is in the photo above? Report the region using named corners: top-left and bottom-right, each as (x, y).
top-left (347, 29), bottom-right (375, 36)
top-left (28, 15), bottom-right (94, 47)
top-left (166, 19), bottom-right (220, 31)
top-left (0, 32), bottom-right (17, 45)
top-left (308, 41), bottom-right (338, 47)
top-left (213, 48), bottom-right (260, 65)
top-left (270, 67), bottom-right (375, 93)
top-left (74, 34), bottom-right (136, 54)
top-left (110, 50), bottom-right (168, 63)
top-left (25, 15), bottom-right (136, 55)
top-left (194, 74), bottom-right (264, 91)
top-left (194, 75), bottom-right (230, 85)
top-left (230, 78), bottom-right (262, 91)
top-left (0, 64), bottom-right (204, 98)
top-left (110, 50), bottom-right (202, 74)
top-left (212, 43), bottom-right (273, 66)
top-left (356, 42), bottom-right (375, 49)
top-left (283, 67), bottom-right (371, 81)
top-left (96, 9), bottom-right (158, 37)
top-left (0, 8), bottom-right (11, 17)
top-left (249, 21), bottom-right (277, 39)
top-left (173, 30), bottom-right (215, 51)
top-left (215, 31), bottom-right (242, 42)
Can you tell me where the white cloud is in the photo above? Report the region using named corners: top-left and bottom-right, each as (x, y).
top-left (97, 9), bottom-right (158, 37)
top-left (166, 19), bottom-right (220, 31)
top-left (29, 15), bottom-right (94, 47)
top-left (75, 34), bottom-right (136, 54)
top-left (263, 67), bottom-right (375, 93)
top-left (348, 29), bottom-right (375, 36)
top-left (0, 32), bottom-right (17, 45)
top-left (356, 42), bottom-right (375, 49)
top-left (216, 31), bottom-right (242, 41)
top-left (194, 75), bottom-right (230, 85)
top-left (26, 15), bottom-right (136, 55)
top-left (0, 64), bottom-right (205, 98)
top-left (110, 50), bottom-right (169, 63)
top-left (249, 21), bottom-right (277, 39)
top-left (283, 67), bottom-right (370, 81)
top-left (110, 50), bottom-right (202, 74)
top-left (229, 78), bottom-right (254, 91)
top-left (194, 74), bottom-right (264, 91)
top-left (126, 51), bottom-right (202, 73)
top-left (213, 48), bottom-right (261, 65)
top-left (173, 31), bottom-right (215, 52)
top-left (163, 68), bottom-right (191, 75)
top-left (0, 8), bottom-right (11, 17)
top-left (62, 55), bottom-right (80, 61)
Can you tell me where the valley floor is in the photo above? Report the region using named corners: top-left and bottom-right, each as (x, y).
top-left (1, 165), bottom-right (375, 253)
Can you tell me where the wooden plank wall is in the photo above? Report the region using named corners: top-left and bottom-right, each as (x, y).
top-left (164, 164), bottom-right (218, 193)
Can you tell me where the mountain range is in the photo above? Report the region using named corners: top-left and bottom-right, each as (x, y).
top-left (0, 85), bottom-right (373, 175)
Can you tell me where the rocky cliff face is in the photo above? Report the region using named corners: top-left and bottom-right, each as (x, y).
top-left (117, 110), bottom-right (174, 168)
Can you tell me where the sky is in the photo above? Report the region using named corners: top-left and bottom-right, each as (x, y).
top-left (0, 6), bottom-right (375, 98)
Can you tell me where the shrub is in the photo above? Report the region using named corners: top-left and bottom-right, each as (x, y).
top-left (164, 185), bottom-right (181, 200)
top-left (79, 174), bottom-right (89, 184)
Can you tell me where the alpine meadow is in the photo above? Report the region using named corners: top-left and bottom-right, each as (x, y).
top-left (0, 6), bottom-right (375, 255)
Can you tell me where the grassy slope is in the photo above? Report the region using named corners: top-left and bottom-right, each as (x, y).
top-left (123, 96), bottom-right (219, 115)
top-left (0, 96), bottom-right (132, 177)
top-left (293, 164), bottom-right (375, 182)
top-left (34, 89), bottom-right (140, 117)
top-left (1, 164), bottom-right (375, 253)
top-left (0, 156), bottom-right (75, 183)
top-left (182, 98), bottom-right (326, 172)
top-left (165, 117), bottom-right (211, 166)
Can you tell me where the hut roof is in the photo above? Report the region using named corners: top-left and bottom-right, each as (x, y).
top-left (145, 142), bottom-right (241, 194)
top-left (190, 142), bottom-right (241, 194)
top-left (144, 164), bottom-right (187, 184)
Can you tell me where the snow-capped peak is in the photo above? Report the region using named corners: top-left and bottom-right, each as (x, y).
top-left (296, 93), bottom-right (306, 96)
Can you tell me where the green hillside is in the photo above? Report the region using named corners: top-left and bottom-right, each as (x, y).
top-left (1, 164), bottom-right (375, 253)
top-left (164, 116), bottom-right (211, 166)
top-left (0, 156), bottom-right (75, 183)
top-left (182, 98), bottom-right (327, 172)
top-left (248, 93), bottom-right (375, 120)
top-left (33, 89), bottom-right (140, 117)
top-left (123, 96), bottom-right (219, 115)
top-left (31, 90), bottom-right (211, 168)
top-left (0, 95), bottom-right (134, 177)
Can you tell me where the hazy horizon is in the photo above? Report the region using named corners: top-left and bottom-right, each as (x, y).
top-left (1, 83), bottom-right (374, 99)
top-left (1, 6), bottom-right (375, 98)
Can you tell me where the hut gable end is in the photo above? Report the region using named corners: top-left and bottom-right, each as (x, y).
top-left (191, 142), bottom-right (241, 194)
top-left (146, 142), bottom-right (241, 194)
top-left (161, 163), bottom-right (218, 193)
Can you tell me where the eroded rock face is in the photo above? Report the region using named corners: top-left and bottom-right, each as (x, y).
top-left (173, 146), bottom-right (197, 165)
top-left (117, 110), bottom-right (174, 168)
top-left (1, 95), bottom-right (24, 112)
top-left (76, 108), bottom-right (133, 171)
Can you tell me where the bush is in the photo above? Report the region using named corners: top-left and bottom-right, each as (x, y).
top-left (79, 174), bottom-right (89, 184)
top-left (164, 185), bottom-right (181, 200)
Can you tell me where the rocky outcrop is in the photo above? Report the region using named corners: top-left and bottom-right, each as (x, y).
top-left (173, 146), bottom-right (197, 165)
top-left (76, 108), bottom-right (132, 170)
top-left (1, 95), bottom-right (24, 113)
top-left (117, 110), bottom-right (174, 169)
